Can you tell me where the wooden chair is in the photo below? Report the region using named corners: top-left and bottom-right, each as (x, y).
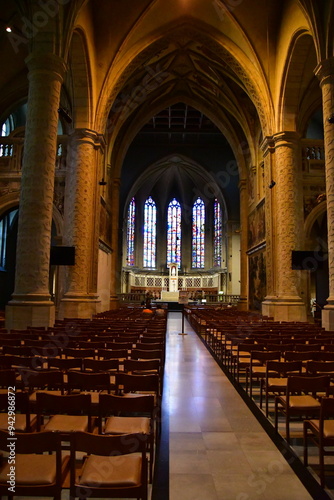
top-left (246, 350), bottom-right (281, 398)
top-left (263, 360), bottom-right (303, 417)
top-left (0, 391), bottom-right (36, 432)
top-left (304, 396), bottom-right (334, 486)
top-left (0, 430), bottom-right (69, 499)
top-left (18, 368), bottom-right (65, 405)
top-left (36, 392), bottom-right (93, 436)
top-left (275, 375), bottom-right (330, 443)
top-left (99, 393), bottom-right (156, 482)
top-left (69, 431), bottom-right (147, 500)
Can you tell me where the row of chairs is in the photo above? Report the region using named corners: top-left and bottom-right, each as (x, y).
top-left (0, 429), bottom-right (148, 500)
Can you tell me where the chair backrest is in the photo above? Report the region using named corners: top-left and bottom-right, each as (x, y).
top-left (63, 347), bottom-right (95, 359)
top-left (131, 348), bottom-right (163, 361)
top-left (47, 357), bottom-right (83, 371)
top-left (19, 368), bottom-right (64, 392)
top-left (99, 393), bottom-right (154, 416)
top-left (83, 357), bottom-right (119, 372)
top-left (36, 392), bottom-right (91, 417)
top-left (71, 430), bottom-right (146, 455)
top-left (286, 375), bottom-right (330, 397)
top-left (250, 350), bottom-right (281, 365)
top-left (98, 348), bottom-right (128, 359)
top-left (284, 351), bottom-right (320, 362)
top-left (67, 370), bottom-right (111, 392)
top-left (124, 358), bottom-right (161, 374)
top-left (306, 360), bottom-right (334, 376)
top-left (265, 360), bottom-right (303, 378)
top-left (0, 368), bottom-right (16, 388)
top-left (115, 372), bottom-right (160, 396)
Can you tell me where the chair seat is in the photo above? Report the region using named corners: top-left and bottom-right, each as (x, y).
top-left (279, 395), bottom-right (321, 409)
top-left (78, 454), bottom-right (142, 487)
top-left (104, 416), bottom-right (150, 435)
top-left (0, 413), bottom-right (36, 432)
top-left (44, 414), bottom-right (89, 432)
top-left (308, 419), bottom-right (334, 439)
top-left (0, 454), bottom-right (56, 485)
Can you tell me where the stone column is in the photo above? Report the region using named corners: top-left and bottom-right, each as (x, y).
top-left (315, 57), bottom-right (334, 329)
top-left (261, 136), bottom-right (276, 311)
top-left (110, 178), bottom-right (121, 310)
top-left (6, 53), bottom-right (66, 330)
top-left (263, 132), bottom-right (306, 321)
top-left (59, 129), bottom-right (101, 319)
top-left (238, 179), bottom-right (248, 310)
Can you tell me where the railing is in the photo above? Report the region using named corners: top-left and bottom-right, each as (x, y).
top-left (301, 139), bottom-right (325, 172)
top-left (0, 135), bottom-right (68, 172)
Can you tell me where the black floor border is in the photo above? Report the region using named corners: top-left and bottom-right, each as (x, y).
top-left (151, 336), bottom-right (170, 499)
top-left (196, 331), bottom-right (333, 500)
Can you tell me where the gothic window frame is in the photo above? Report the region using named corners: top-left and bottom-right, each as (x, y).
top-left (167, 198), bottom-right (181, 268)
top-left (126, 197), bottom-right (135, 266)
top-left (192, 197), bottom-right (205, 268)
top-left (143, 196), bottom-right (156, 268)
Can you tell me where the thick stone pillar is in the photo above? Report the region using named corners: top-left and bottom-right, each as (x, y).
top-left (59, 129), bottom-right (102, 319)
top-left (238, 179), bottom-right (248, 310)
top-left (6, 53), bottom-right (66, 330)
top-left (315, 57), bottom-right (334, 329)
top-left (262, 132), bottom-right (307, 321)
top-left (110, 178), bottom-right (121, 310)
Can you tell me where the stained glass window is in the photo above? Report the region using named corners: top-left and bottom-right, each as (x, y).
top-left (192, 197), bottom-right (205, 268)
top-left (167, 198), bottom-right (181, 267)
top-left (214, 199), bottom-right (222, 267)
top-left (126, 197), bottom-right (135, 266)
top-left (143, 196), bottom-right (156, 268)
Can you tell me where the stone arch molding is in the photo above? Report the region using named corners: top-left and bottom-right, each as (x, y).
top-left (278, 30), bottom-right (317, 132)
top-left (66, 28), bottom-right (93, 130)
top-left (304, 200), bottom-right (327, 243)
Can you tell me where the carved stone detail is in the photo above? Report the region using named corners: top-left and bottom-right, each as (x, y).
top-left (273, 131), bottom-right (303, 298)
top-left (62, 129), bottom-right (100, 296)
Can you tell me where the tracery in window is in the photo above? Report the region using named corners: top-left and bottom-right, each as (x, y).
top-left (192, 197), bottom-right (205, 268)
top-left (143, 196), bottom-right (156, 268)
top-left (214, 199), bottom-right (222, 267)
top-left (126, 197), bottom-right (135, 266)
top-left (167, 198), bottom-right (181, 268)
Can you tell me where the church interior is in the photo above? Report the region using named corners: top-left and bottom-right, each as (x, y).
top-left (0, 0), bottom-right (334, 499)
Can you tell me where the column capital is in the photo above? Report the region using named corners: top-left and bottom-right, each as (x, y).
top-left (260, 136), bottom-right (275, 157)
top-left (314, 57), bottom-right (334, 85)
top-left (272, 131), bottom-right (301, 147)
top-left (25, 52), bottom-right (67, 83)
top-left (70, 129), bottom-right (104, 149)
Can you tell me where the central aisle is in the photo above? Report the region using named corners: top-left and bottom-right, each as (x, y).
top-left (165, 312), bottom-right (313, 500)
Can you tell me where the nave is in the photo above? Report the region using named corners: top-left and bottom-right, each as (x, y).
top-left (163, 312), bottom-right (325, 500)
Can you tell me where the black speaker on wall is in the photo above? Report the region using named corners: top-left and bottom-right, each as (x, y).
top-left (50, 246), bottom-right (75, 266)
top-left (291, 250), bottom-right (326, 271)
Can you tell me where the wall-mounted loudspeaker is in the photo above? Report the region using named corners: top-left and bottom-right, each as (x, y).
top-left (50, 246), bottom-right (75, 266)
